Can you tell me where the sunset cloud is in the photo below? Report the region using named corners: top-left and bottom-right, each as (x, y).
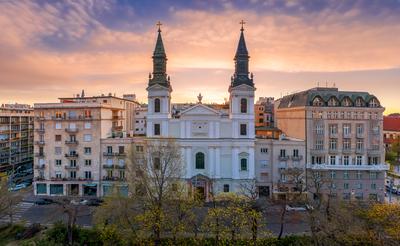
top-left (0, 0), bottom-right (399, 113)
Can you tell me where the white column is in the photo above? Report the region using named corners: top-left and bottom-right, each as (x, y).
top-left (180, 121), bottom-right (185, 138)
top-left (209, 122), bottom-right (214, 138)
top-left (215, 122), bottom-right (220, 138)
top-left (249, 121), bottom-right (255, 138)
top-left (186, 147), bottom-right (192, 179)
top-left (185, 121), bottom-right (191, 138)
top-left (162, 120), bottom-right (168, 136)
top-left (146, 121), bottom-right (152, 137)
top-left (208, 147), bottom-right (215, 177)
top-left (232, 147), bottom-right (239, 179)
top-left (215, 147), bottom-right (221, 178)
top-left (249, 147), bottom-right (255, 179)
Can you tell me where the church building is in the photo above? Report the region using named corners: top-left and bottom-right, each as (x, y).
top-left (146, 23), bottom-right (257, 198)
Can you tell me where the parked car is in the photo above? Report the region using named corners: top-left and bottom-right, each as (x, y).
top-left (86, 198), bottom-right (103, 206)
top-left (8, 183), bottom-right (27, 192)
top-left (286, 205), bottom-right (307, 212)
top-left (35, 198), bottom-right (53, 205)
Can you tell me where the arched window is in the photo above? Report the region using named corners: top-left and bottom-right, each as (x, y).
top-left (195, 152), bottom-right (205, 169)
top-left (312, 97), bottom-right (324, 106)
top-left (240, 98), bottom-right (247, 113)
top-left (240, 158), bottom-right (248, 171)
top-left (154, 98), bottom-right (161, 113)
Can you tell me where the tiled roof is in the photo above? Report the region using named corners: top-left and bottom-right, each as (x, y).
top-left (384, 116), bottom-right (400, 132)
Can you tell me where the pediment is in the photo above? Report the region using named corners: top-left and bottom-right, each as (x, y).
top-left (180, 104), bottom-right (220, 116)
top-left (146, 84), bottom-right (172, 92)
top-left (229, 84), bottom-right (256, 92)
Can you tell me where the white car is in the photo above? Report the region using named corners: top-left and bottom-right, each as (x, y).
top-left (285, 205), bottom-right (307, 212)
top-left (8, 183), bottom-right (27, 192)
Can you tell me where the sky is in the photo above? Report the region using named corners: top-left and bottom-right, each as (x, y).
top-left (0, 0), bottom-right (399, 114)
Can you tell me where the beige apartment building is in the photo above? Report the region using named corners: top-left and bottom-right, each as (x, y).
top-left (33, 94), bottom-right (140, 197)
top-left (0, 104), bottom-right (34, 174)
top-left (275, 87), bottom-right (388, 202)
top-left (255, 137), bottom-right (305, 199)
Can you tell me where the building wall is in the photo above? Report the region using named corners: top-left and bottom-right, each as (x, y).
top-left (0, 105), bottom-right (34, 174)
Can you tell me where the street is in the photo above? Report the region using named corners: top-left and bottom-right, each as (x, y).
top-left (0, 191), bottom-right (310, 236)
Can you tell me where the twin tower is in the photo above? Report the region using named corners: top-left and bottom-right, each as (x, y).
top-left (146, 22), bottom-right (256, 138)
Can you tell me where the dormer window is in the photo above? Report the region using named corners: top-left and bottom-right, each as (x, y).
top-left (342, 97), bottom-right (353, 107)
top-left (240, 98), bottom-right (247, 113)
top-left (369, 98), bottom-right (379, 108)
top-left (327, 97), bottom-right (339, 107)
top-left (312, 97), bottom-right (324, 106)
top-left (154, 98), bottom-right (161, 113)
top-left (355, 97), bottom-right (365, 107)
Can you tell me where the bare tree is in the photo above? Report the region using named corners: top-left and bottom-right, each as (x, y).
top-left (127, 138), bottom-right (184, 242)
top-left (0, 178), bottom-right (25, 225)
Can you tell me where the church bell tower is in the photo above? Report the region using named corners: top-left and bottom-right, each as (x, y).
top-left (146, 21), bottom-right (172, 137)
top-left (229, 20), bottom-right (256, 139)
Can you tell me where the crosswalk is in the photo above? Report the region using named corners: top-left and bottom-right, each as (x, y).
top-left (0, 201), bottom-right (33, 225)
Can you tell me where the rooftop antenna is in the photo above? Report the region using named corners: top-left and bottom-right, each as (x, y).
top-left (333, 82), bottom-right (336, 88)
top-left (325, 81), bottom-right (328, 87)
top-left (317, 81), bottom-right (320, 87)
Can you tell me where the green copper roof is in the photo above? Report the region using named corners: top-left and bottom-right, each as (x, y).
top-left (153, 30), bottom-right (166, 57)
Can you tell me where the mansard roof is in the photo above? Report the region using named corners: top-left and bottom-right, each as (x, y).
top-left (277, 87), bottom-right (381, 108)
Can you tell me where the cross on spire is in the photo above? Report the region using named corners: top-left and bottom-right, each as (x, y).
top-left (156, 21), bottom-right (162, 32)
top-left (240, 20), bottom-right (246, 31)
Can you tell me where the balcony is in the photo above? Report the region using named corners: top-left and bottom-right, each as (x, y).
top-left (291, 155), bottom-right (303, 161)
top-left (355, 148), bottom-right (365, 154)
top-left (35, 116), bottom-right (46, 121)
top-left (356, 132), bottom-right (364, 138)
top-left (328, 148), bottom-right (339, 154)
top-left (367, 149), bottom-right (382, 156)
top-left (310, 149), bottom-right (326, 155)
top-left (34, 176), bottom-right (46, 181)
top-left (342, 148), bottom-right (353, 154)
top-left (102, 176), bottom-right (126, 182)
top-left (329, 133), bottom-right (338, 138)
top-left (34, 164), bottom-right (45, 169)
top-left (65, 140), bottom-right (79, 145)
top-left (34, 141), bottom-right (45, 145)
top-left (112, 116), bottom-right (123, 120)
top-left (35, 153), bottom-right (45, 157)
top-left (112, 126), bottom-right (123, 131)
top-left (307, 163), bottom-right (389, 171)
top-left (343, 133), bottom-right (352, 138)
top-left (65, 153), bottom-right (79, 158)
top-left (103, 152), bottom-right (126, 157)
top-left (278, 163), bottom-right (287, 168)
top-left (115, 165), bottom-right (126, 169)
top-left (278, 156), bottom-right (290, 161)
top-left (64, 165), bottom-right (79, 170)
top-left (65, 128), bottom-right (78, 133)
top-left (103, 164), bottom-right (114, 169)
top-left (35, 128), bottom-right (45, 133)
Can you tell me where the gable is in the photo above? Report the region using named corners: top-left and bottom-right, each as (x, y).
top-left (180, 104), bottom-right (220, 116)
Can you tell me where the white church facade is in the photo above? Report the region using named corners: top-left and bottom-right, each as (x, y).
top-left (146, 25), bottom-right (258, 197)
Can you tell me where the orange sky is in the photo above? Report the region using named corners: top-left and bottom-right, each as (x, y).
top-left (0, 0), bottom-right (399, 114)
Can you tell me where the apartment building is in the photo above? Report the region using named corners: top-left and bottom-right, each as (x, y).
top-left (255, 97), bottom-right (274, 127)
top-left (275, 87), bottom-right (388, 201)
top-left (133, 106), bottom-right (147, 136)
top-left (255, 136), bottom-right (305, 199)
top-left (33, 94), bottom-right (140, 197)
top-left (383, 114), bottom-right (400, 150)
top-left (0, 104), bottom-right (34, 175)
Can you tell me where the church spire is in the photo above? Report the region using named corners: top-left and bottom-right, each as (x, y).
top-left (231, 20), bottom-right (253, 88)
top-left (148, 21), bottom-right (170, 88)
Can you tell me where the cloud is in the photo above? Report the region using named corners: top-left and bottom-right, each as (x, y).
top-left (0, 0), bottom-right (399, 114)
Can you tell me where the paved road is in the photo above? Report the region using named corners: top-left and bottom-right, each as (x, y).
top-left (0, 201), bottom-right (34, 225)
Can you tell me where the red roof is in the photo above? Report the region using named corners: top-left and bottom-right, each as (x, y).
top-left (384, 116), bottom-right (400, 132)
